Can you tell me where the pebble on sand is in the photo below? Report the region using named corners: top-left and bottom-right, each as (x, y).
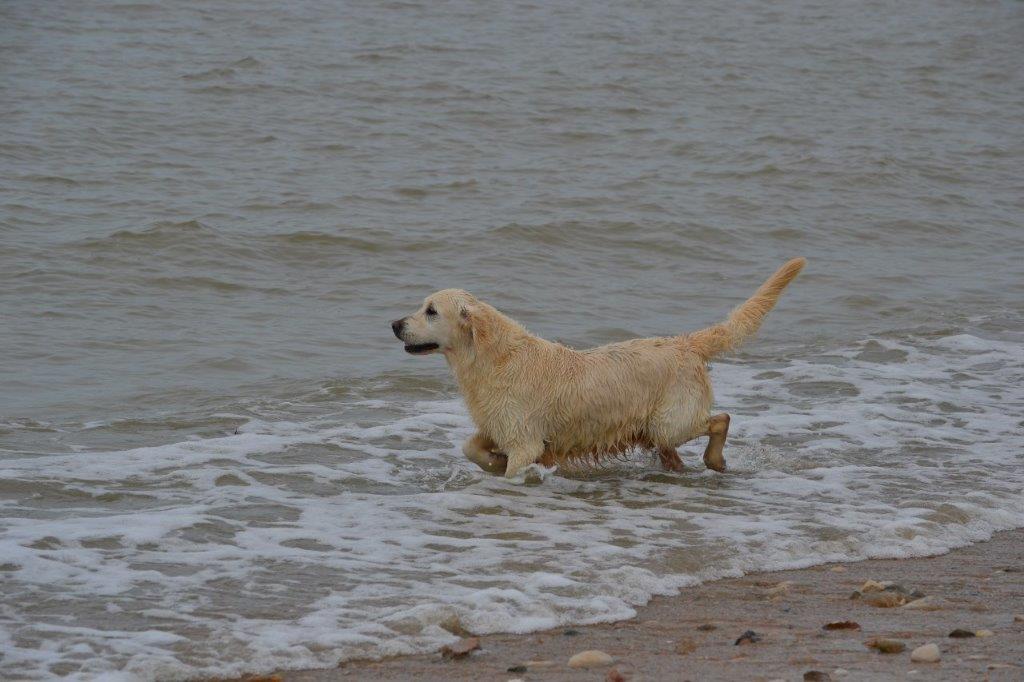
top-left (853, 580), bottom-right (925, 607)
top-left (948, 629), bottom-right (976, 638)
top-left (823, 620), bottom-right (861, 631)
top-left (803, 671), bottom-right (831, 681)
top-left (735, 630), bottom-right (762, 645)
top-left (605, 668), bottom-right (626, 682)
top-left (863, 592), bottom-right (908, 608)
top-left (859, 580), bottom-right (888, 593)
top-left (439, 614), bottom-right (474, 638)
top-left (864, 638), bottom-right (906, 654)
top-left (568, 650), bottom-right (614, 668)
top-left (1015, 614), bottom-right (1024, 623)
top-left (901, 596), bottom-right (942, 611)
top-left (910, 643), bottom-right (941, 663)
top-left (975, 629), bottom-right (994, 637)
top-left (441, 637), bottom-right (480, 659)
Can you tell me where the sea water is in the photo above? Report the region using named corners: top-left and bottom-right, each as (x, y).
top-left (2, 0), bottom-right (1022, 679)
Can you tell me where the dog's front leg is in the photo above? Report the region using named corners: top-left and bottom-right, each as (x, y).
top-left (462, 432), bottom-right (508, 475)
top-left (503, 440), bottom-right (544, 479)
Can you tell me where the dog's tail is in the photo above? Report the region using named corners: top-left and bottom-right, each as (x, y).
top-left (688, 257), bottom-right (806, 360)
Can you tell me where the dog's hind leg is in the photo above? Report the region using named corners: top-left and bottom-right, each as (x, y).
top-left (462, 432), bottom-right (507, 475)
top-left (702, 413), bottom-right (730, 472)
top-left (657, 447), bottom-right (684, 472)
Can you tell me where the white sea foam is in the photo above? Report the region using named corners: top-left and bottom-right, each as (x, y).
top-left (1, 333), bottom-right (1023, 680)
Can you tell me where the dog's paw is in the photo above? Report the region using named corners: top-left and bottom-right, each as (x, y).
top-left (480, 451), bottom-right (508, 475)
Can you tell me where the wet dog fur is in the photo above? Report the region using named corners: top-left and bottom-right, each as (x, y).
top-left (391, 258), bottom-right (805, 478)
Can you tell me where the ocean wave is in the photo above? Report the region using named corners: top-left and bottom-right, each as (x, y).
top-left (77, 220), bottom-right (220, 249)
top-left (1, 332), bottom-right (1022, 680)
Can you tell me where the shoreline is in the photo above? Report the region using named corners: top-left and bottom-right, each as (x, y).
top-left (225, 528), bottom-right (1024, 681)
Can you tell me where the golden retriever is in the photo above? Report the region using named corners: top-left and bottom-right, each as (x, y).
top-left (391, 257), bottom-right (805, 478)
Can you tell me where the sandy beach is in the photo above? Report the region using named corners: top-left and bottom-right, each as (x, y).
top-left (229, 529), bottom-right (1024, 681)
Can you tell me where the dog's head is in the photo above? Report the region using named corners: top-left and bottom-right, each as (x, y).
top-left (391, 288), bottom-right (480, 356)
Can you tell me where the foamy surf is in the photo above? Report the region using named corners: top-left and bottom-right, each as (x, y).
top-left (1, 332), bottom-right (1023, 680)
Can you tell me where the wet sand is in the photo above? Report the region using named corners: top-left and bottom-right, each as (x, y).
top-left (227, 529), bottom-right (1024, 681)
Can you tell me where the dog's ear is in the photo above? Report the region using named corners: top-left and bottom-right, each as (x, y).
top-left (458, 303), bottom-right (490, 345)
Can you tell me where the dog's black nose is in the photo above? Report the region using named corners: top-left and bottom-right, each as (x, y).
top-left (391, 318), bottom-right (405, 338)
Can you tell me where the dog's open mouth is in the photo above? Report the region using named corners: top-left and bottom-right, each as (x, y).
top-left (404, 342), bottom-right (440, 354)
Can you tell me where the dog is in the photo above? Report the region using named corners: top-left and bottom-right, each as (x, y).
top-left (391, 258), bottom-right (805, 478)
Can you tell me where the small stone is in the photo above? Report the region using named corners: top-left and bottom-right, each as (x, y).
top-left (1014, 614), bottom-right (1024, 623)
top-left (735, 630), bottom-right (761, 645)
top-left (832, 669), bottom-right (849, 678)
top-left (563, 629), bottom-right (581, 636)
top-left (864, 592), bottom-right (907, 608)
top-left (988, 663), bottom-right (1015, 670)
top-left (910, 643), bottom-right (940, 663)
top-left (804, 671), bottom-right (831, 681)
top-left (439, 615), bottom-right (474, 638)
top-left (696, 623), bottom-right (717, 631)
top-left (865, 637), bottom-right (906, 654)
top-left (860, 579), bottom-right (887, 593)
top-left (975, 629), bottom-right (994, 637)
top-left (441, 636), bottom-right (480, 659)
top-left (676, 638), bottom-right (698, 655)
top-left (506, 665), bottom-right (527, 673)
top-left (823, 620), bottom-right (861, 631)
top-left (902, 596), bottom-right (941, 611)
top-left (568, 650), bottom-right (614, 668)
top-left (948, 629), bottom-right (976, 638)
top-left (606, 669), bottom-right (626, 682)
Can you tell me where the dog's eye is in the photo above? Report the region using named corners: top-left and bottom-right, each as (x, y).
top-left (426, 304), bottom-right (437, 317)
